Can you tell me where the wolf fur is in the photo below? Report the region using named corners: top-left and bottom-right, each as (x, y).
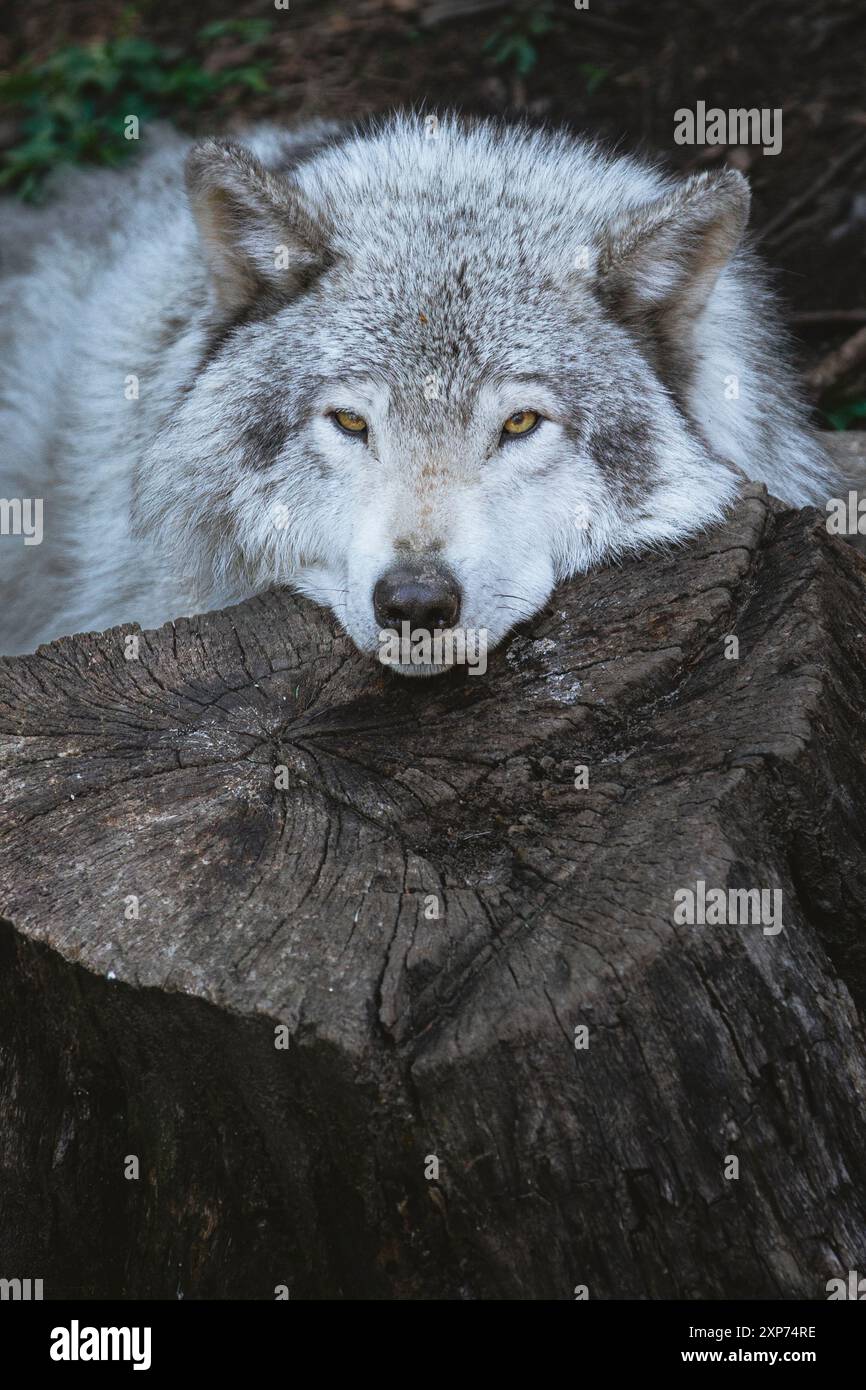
top-left (0, 113), bottom-right (836, 668)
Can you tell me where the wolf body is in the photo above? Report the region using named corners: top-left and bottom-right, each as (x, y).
top-left (0, 114), bottom-right (834, 667)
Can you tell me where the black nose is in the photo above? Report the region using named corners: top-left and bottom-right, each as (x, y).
top-left (373, 562), bottom-right (462, 632)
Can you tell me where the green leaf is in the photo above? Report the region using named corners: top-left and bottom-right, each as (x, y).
top-left (110, 38), bottom-right (165, 67)
top-left (580, 63), bottom-right (609, 96)
top-left (514, 37), bottom-right (538, 77)
top-left (528, 13), bottom-right (553, 36)
top-left (1, 20), bottom-right (274, 197)
top-left (0, 68), bottom-right (41, 101)
top-left (198, 19), bottom-right (273, 43)
top-left (825, 400), bottom-right (866, 431)
top-left (221, 65), bottom-right (271, 94)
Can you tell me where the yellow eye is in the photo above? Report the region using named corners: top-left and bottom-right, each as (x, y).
top-left (332, 409), bottom-right (368, 435)
top-left (502, 409), bottom-right (540, 438)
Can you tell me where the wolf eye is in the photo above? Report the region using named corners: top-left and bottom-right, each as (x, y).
top-left (501, 410), bottom-right (540, 440)
top-left (331, 409), bottom-right (368, 436)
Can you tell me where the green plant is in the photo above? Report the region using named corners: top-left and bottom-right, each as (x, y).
top-left (197, 19), bottom-right (274, 44)
top-left (825, 399), bottom-right (866, 431)
top-left (482, 4), bottom-right (555, 78)
top-left (481, 5), bottom-right (608, 92)
top-left (578, 62), bottom-right (608, 96)
top-left (0, 19), bottom-right (274, 200)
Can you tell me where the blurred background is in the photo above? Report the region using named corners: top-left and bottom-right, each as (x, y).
top-left (1, 0), bottom-right (865, 427)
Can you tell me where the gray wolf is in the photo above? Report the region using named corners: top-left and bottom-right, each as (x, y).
top-left (0, 114), bottom-right (835, 672)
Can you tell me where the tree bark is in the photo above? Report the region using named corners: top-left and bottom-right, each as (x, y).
top-left (1, 482), bottom-right (865, 1300)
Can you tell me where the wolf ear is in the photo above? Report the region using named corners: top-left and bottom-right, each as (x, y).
top-left (185, 139), bottom-right (329, 315)
top-left (597, 169), bottom-right (750, 327)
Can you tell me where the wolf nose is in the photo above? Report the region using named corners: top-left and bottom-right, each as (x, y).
top-left (373, 563), bottom-right (462, 633)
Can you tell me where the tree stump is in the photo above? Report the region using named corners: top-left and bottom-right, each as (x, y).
top-left (1, 482), bottom-right (865, 1300)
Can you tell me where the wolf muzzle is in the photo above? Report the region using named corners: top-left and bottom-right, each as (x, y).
top-left (372, 560), bottom-right (462, 634)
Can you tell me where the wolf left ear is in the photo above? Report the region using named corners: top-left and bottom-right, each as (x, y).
top-left (597, 169), bottom-right (750, 328)
top-left (185, 139), bottom-right (329, 315)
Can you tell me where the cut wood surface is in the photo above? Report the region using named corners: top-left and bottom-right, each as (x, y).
top-left (1, 482), bottom-right (865, 1299)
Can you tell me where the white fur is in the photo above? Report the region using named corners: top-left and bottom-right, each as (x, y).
top-left (0, 115), bottom-right (834, 666)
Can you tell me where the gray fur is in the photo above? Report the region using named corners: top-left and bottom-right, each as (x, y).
top-left (0, 113), bottom-right (835, 668)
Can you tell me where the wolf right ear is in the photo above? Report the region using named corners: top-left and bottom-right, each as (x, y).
top-left (185, 139), bottom-right (329, 315)
top-left (596, 169), bottom-right (750, 329)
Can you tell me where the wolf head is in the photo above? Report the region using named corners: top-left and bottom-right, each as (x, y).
top-left (137, 116), bottom-right (751, 675)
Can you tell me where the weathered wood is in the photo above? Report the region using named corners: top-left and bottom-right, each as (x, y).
top-left (1, 482), bottom-right (866, 1299)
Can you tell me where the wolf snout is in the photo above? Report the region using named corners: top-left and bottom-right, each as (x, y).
top-left (373, 561), bottom-right (462, 633)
